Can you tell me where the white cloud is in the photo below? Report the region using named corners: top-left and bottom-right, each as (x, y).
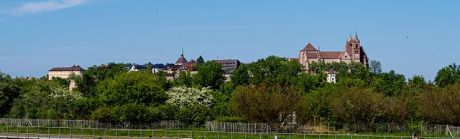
top-left (11, 0), bottom-right (88, 15)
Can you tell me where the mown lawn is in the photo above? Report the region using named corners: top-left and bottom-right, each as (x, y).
top-left (0, 125), bottom-right (450, 139)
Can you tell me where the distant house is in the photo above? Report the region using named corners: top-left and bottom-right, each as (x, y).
top-left (48, 65), bottom-right (85, 91)
top-left (128, 64), bottom-right (149, 72)
top-left (48, 65), bottom-right (85, 80)
top-left (152, 64), bottom-right (166, 73)
top-left (326, 69), bottom-right (337, 83)
top-left (213, 59), bottom-right (241, 82)
top-left (213, 59), bottom-right (241, 74)
top-left (179, 60), bottom-right (196, 72)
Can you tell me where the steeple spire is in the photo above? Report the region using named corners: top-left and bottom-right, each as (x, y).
top-left (347, 35), bottom-right (353, 42)
top-left (355, 32), bottom-right (360, 42)
top-left (181, 47), bottom-right (184, 57)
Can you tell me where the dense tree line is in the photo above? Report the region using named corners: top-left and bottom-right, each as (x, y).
top-left (0, 56), bottom-right (460, 131)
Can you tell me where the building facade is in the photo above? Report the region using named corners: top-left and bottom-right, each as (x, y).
top-left (292, 34), bottom-right (369, 71)
top-left (48, 65), bottom-right (85, 91)
top-left (213, 59), bottom-right (241, 74)
top-left (48, 65), bottom-right (85, 80)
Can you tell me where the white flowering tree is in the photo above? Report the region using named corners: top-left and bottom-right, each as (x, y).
top-left (166, 86), bottom-right (214, 108)
top-left (166, 86), bottom-right (215, 126)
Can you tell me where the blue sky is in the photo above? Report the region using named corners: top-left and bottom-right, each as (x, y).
top-left (0, 0), bottom-right (459, 81)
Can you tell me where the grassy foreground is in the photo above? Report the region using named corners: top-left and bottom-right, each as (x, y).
top-left (0, 125), bottom-right (447, 139)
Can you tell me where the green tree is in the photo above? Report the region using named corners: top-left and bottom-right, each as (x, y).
top-left (435, 63), bottom-right (460, 87)
top-left (9, 80), bottom-right (82, 119)
top-left (330, 87), bottom-right (382, 131)
top-left (418, 83), bottom-right (460, 125)
top-left (231, 64), bottom-right (250, 86)
top-left (230, 84), bottom-right (304, 124)
top-left (371, 70), bottom-right (406, 96)
top-left (296, 73), bottom-right (323, 93)
top-left (247, 56), bottom-right (302, 86)
top-left (407, 75), bottom-right (427, 93)
top-left (75, 63), bottom-right (128, 97)
top-left (0, 72), bottom-right (20, 117)
top-left (197, 56), bottom-right (205, 64)
top-left (369, 60), bottom-right (382, 74)
top-left (193, 61), bottom-right (224, 89)
top-left (173, 72), bottom-right (194, 87)
top-left (96, 71), bottom-right (167, 106)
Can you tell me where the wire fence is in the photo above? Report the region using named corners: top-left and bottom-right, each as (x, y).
top-left (1, 118), bottom-right (459, 138)
top-left (0, 118), bottom-right (184, 129)
top-left (206, 121), bottom-right (460, 137)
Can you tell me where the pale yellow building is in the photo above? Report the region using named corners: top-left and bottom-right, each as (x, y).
top-left (48, 65), bottom-right (85, 91)
top-left (48, 65), bottom-right (85, 80)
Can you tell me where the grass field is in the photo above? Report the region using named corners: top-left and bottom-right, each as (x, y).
top-left (0, 125), bottom-right (452, 139)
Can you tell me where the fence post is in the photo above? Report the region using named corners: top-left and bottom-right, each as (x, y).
top-left (231, 130), bottom-right (233, 139)
top-left (16, 125), bottom-right (18, 138)
top-left (456, 127), bottom-right (460, 137)
top-left (70, 127), bottom-right (72, 139)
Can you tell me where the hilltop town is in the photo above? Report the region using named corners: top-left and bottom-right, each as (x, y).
top-left (1, 35), bottom-right (459, 138)
top-left (48, 35), bottom-right (370, 90)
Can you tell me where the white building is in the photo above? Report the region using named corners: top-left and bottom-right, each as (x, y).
top-left (326, 69), bottom-right (337, 83)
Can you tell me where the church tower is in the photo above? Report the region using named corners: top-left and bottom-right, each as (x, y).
top-left (346, 34), bottom-right (361, 63)
top-left (345, 33), bottom-right (368, 68)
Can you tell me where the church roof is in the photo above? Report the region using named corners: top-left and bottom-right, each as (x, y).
top-left (301, 43), bottom-right (318, 51)
top-left (319, 51), bottom-right (343, 59)
top-left (176, 55), bottom-right (188, 65)
top-left (305, 51), bottom-right (343, 59)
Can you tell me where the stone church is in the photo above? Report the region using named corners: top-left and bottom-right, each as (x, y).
top-left (289, 34), bottom-right (369, 71)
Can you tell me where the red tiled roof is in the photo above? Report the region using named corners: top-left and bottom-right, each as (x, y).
top-left (301, 43), bottom-right (318, 51)
top-left (176, 55), bottom-right (188, 65)
top-left (327, 69), bottom-right (337, 74)
top-left (319, 51), bottom-right (342, 59)
top-left (49, 65), bottom-right (85, 71)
